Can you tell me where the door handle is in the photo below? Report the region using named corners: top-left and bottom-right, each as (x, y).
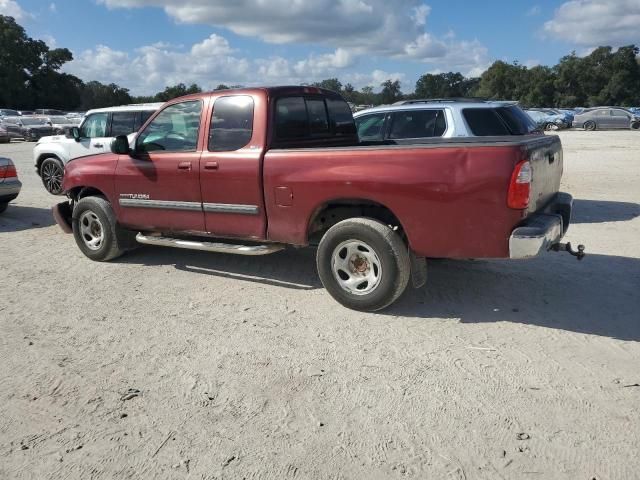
top-left (204, 161), bottom-right (219, 170)
top-left (94, 143), bottom-right (104, 148)
top-left (178, 161), bottom-right (192, 170)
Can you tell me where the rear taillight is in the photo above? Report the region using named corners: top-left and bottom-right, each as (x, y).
top-left (0, 164), bottom-right (17, 179)
top-left (507, 160), bottom-right (531, 209)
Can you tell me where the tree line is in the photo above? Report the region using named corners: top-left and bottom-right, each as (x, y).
top-left (2, 14), bottom-right (639, 112)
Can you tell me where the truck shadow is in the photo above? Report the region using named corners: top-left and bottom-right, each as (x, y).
top-left (388, 254), bottom-right (640, 341)
top-left (120, 246), bottom-right (321, 291)
top-left (572, 199), bottom-right (639, 224)
top-left (0, 205), bottom-right (56, 232)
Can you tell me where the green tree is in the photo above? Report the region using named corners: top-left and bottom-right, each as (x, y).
top-left (414, 72), bottom-right (469, 98)
top-left (154, 83), bottom-right (202, 102)
top-left (380, 79), bottom-right (402, 104)
top-left (79, 81), bottom-right (133, 110)
top-left (476, 61), bottom-right (528, 101)
top-left (312, 78), bottom-right (343, 93)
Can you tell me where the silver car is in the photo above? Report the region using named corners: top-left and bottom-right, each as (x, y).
top-left (573, 107), bottom-right (640, 131)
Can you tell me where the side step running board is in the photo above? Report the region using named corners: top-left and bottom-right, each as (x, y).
top-left (136, 233), bottom-right (285, 256)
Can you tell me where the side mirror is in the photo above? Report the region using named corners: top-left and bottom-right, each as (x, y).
top-left (71, 127), bottom-right (80, 142)
top-left (111, 135), bottom-right (130, 155)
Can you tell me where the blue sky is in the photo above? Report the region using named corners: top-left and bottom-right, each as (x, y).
top-left (3, 0), bottom-right (638, 95)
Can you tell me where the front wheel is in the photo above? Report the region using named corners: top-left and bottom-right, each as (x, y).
top-left (0, 202), bottom-right (8, 214)
top-left (72, 196), bottom-right (135, 261)
top-left (316, 218), bottom-right (410, 311)
top-left (631, 121), bottom-right (640, 130)
top-left (40, 157), bottom-right (65, 195)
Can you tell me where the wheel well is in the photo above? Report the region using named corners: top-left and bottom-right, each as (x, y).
top-left (36, 154), bottom-right (61, 175)
top-left (68, 187), bottom-right (107, 201)
top-left (307, 200), bottom-right (405, 244)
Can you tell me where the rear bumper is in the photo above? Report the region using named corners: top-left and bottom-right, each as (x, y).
top-left (0, 178), bottom-right (22, 203)
top-left (509, 192), bottom-right (572, 259)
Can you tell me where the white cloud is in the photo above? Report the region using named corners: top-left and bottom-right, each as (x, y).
top-left (543, 0), bottom-right (640, 46)
top-left (0, 0), bottom-right (28, 20)
top-left (97, 0), bottom-right (489, 73)
top-left (49, 2), bottom-right (56, 12)
top-left (64, 35), bottom-right (380, 94)
top-left (41, 34), bottom-right (57, 48)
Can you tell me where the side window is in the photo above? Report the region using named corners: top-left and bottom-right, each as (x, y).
top-left (110, 112), bottom-right (136, 136)
top-left (326, 98), bottom-right (357, 136)
top-left (136, 101), bottom-right (202, 153)
top-left (306, 98), bottom-right (329, 136)
top-left (463, 108), bottom-right (510, 136)
top-left (80, 113), bottom-right (109, 138)
top-left (133, 110), bottom-right (156, 131)
top-left (355, 113), bottom-right (386, 140)
top-left (597, 110), bottom-right (609, 117)
top-left (209, 95), bottom-right (254, 152)
top-left (276, 97), bottom-right (307, 139)
top-left (389, 110), bottom-right (446, 139)
top-left (612, 109), bottom-right (629, 117)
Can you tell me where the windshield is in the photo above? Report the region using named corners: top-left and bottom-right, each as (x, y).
top-left (0, 109), bottom-right (20, 117)
top-left (21, 117), bottom-right (49, 126)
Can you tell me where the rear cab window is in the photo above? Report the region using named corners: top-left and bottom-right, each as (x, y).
top-left (273, 94), bottom-right (357, 147)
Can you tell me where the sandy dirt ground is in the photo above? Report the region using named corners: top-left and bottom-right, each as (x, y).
top-left (1, 131), bottom-right (639, 479)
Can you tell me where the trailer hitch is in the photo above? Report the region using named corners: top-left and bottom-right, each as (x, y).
top-left (551, 242), bottom-right (586, 261)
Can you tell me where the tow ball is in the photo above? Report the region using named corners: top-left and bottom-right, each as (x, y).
top-left (551, 242), bottom-right (586, 261)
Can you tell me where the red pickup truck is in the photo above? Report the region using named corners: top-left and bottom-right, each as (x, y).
top-left (53, 87), bottom-right (582, 311)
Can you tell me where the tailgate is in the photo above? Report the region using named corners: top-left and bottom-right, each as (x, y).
top-left (523, 135), bottom-right (563, 215)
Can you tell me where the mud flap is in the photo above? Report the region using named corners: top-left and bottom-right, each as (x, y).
top-left (52, 201), bottom-right (73, 233)
top-left (410, 251), bottom-right (427, 288)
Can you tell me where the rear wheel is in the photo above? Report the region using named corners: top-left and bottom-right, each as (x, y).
top-left (72, 196), bottom-right (135, 261)
top-left (316, 218), bottom-right (410, 311)
top-left (584, 121), bottom-right (596, 131)
top-left (0, 202), bottom-right (8, 214)
top-left (40, 157), bottom-right (65, 195)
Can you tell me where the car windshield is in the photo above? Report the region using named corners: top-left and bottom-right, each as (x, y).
top-left (21, 117), bottom-right (49, 126)
top-left (1, 109), bottom-right (20, 117)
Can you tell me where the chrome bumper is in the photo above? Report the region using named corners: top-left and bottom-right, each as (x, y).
top-left (509, 193), bottom-right (572, 259)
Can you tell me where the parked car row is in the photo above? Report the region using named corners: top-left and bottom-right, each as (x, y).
top-left (525, 106), bottom-right (639, 131)
top-left (0, 116), bottom-right (81, 142)
top-left (0, 108), bottom-right (85, 118)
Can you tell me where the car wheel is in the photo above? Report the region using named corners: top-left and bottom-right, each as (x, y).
top-left (72, 196), bottom-right (135, 262)
top-left (584, 121), bottom-right (596, 131)
top-left (544, 123), bottom-right (557, 131)
top-left (40, 157), bottom-right (65, 195)
top-left (631, 121), bottom-right (640, 130)
top-left (316, 218), bottom-right (410, 312)
top-left (0, 202), bottom-right (8, 214)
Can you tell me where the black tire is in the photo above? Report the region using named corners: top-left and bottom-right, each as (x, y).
top-left (0, 202), bottom-right (8, 214)
top-left (316, 218), bottom-right (410, 311)
top-left (72, 196), bottom-right (135, 261)
top-left (631, 121), bottom-right (640, 130)
top-left (584, 121), bottom-right (596, 131)
top-left (40, 157), bottom-right (65, 195)
top-left (544, 122), bottom-right (556, 131)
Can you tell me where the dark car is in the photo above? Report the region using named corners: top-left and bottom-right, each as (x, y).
top-left (0, 116), bottom-right (55, 141)
top-left (0, 123), bottom-right (9, 143)
top-left (0, 108), bottom-right (21, 117)
top-left (0, 157), bottom-right (21, 213)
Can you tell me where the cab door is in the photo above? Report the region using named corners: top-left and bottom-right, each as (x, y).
top-left (199, 94), bottom-right (267, 239)
top-left (114, 99), bottom-right (206, 233)
top-left (68, 112), bottom-right (111, 159)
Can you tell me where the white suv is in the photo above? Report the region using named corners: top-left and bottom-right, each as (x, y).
top-left (33, 103), bottom-right (162, 194)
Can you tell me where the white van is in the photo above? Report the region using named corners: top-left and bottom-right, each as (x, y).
top-left (33, 103), bottom-right (162, 194)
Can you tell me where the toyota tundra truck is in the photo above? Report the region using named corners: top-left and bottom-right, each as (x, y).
top-left (52, 87), bottom-right (583, 311)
